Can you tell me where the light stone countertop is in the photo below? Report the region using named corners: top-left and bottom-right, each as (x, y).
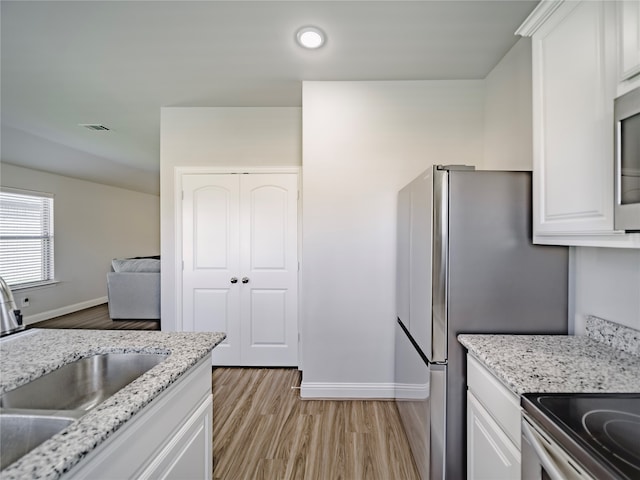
top-left (0, 328), bottom-right (225, 480)
top-left (458, 317), bottom-right (640, 395)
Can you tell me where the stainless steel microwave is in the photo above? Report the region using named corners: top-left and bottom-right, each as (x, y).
top-left (614, 87), bottom-right (640, 231)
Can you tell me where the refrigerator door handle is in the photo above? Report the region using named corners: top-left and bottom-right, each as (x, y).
top-left (431, 167), bottom-right (449, 363)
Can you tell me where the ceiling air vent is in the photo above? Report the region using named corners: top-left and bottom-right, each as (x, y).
top-left (79, 124), bottom-right (110, 131)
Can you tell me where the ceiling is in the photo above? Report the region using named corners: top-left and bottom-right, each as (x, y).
top-left (1, 0), bottom-right (538, 195)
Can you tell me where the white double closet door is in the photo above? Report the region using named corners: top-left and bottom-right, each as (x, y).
top-left (182, 173), bottom-right (298, 366)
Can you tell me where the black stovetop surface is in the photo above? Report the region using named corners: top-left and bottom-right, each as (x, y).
top-left (522, 393), bottom-right (640, 480)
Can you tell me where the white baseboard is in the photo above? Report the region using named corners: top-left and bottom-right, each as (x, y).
top-left (300, 381), bottom-right (396, 400)
top-left (395, 382), bottom-right (430, 400)
top-left (24, 296), bottom-right (108, 325)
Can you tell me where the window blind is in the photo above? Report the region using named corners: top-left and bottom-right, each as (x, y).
top-left (0, 189), bottom-right (54, 288)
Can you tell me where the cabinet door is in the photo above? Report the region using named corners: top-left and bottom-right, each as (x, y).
top-left (182, 174), bottom-right (241, 365)
top-left (531, 1), bottom-right (617, 236)
top-left (467, 392), bottom-right (521, 480)
top-left (618, 0), bottom-right (640, 83)
top-left (239, 174), bottom-right (299, 366)
top-left (139, 395), bottom-right (213, 480)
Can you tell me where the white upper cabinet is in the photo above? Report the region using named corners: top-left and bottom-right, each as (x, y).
top-left (618, 0), bottom-right (640, 94)
top-left (518, 0), bottom-right (640, 248)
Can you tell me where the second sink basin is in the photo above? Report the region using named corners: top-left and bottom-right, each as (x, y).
top-left (0, 413), bottom-right (75, 470)
top-left (0, 353), bottom-right (168, 411)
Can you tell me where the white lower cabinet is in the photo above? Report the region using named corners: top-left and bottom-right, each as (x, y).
top-left (138, 396), bottom-right (212, 479)
top-left (467, 392), bottom-right (521, 480)
top-left (64, 356), bottom-right (213, 480)
top-left (467, 355), bottom-right (521, 480)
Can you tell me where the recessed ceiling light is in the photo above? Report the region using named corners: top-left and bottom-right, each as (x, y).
top-left (296, 26), bottom-right (325, 49)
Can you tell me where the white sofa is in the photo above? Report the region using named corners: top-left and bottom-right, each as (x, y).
top-left (107, 257), bottom-right (160, 320)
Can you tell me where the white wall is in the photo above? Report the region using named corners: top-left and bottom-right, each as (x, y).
top-left (301, 81), bottom-right (484, 397)
top-left (573, 247), bottom-right (640, 333)
top-left (483, 38), bottom-right (533, 171)
top-left (0, 163), bottom-right (160, 323)
top-left (159, 107), bottom-right (301, 331)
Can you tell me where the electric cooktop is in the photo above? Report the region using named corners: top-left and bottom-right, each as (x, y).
top-left (522, 393), bottom-right (640, 480)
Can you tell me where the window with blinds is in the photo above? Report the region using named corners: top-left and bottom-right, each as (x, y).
top-left (0, 189), bottom-right (55, 288)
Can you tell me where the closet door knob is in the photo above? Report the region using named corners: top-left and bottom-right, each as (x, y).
top-left (242, 277), bottom-right (250, 284)
top-left (230, 277), bottom-right (238, 284)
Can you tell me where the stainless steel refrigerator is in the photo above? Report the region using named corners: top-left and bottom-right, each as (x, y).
top-left (395, 165), bottom-right (568, 480)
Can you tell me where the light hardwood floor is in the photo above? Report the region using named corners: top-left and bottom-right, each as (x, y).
top-left (213, 368), bottom-right (420, 480)
top-left (31, 306), bottom-right (419, 479)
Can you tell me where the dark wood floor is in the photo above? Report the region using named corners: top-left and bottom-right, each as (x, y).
top-left (31, 305), bottom-right (419, 479)
top-left (30, 303), bottom-right (160, 330)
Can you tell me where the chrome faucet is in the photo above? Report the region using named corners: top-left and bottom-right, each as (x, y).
top-left (0, 276), bottom-right (24, 337)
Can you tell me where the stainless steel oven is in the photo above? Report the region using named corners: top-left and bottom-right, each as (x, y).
top-left (521, 393), bottom-right (640, 480)
top-left (614, 87), bottom-right (640, 231)
top-left (521, 413), bottom-right (595, 480)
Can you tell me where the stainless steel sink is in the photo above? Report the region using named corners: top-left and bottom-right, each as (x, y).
top-left (0, 413), bottom-right (75, 470)
top-left (0, 352), bottom-right (168, 470)
top-left (0, 353), bottom-right (168, 411)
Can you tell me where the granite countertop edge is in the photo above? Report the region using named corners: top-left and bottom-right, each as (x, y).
top-left (458, 332), bottom-right (640, 396)
top-left (0, 329), bottom-right (225, 480)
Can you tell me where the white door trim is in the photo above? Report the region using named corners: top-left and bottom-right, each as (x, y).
top-left (176, 166), bottom-right (300, 175)
top-left (174, 167), bottom-right (301, 365)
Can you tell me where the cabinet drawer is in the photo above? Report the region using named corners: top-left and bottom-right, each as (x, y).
top-left (467, 355), bottom-right (521, 448)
